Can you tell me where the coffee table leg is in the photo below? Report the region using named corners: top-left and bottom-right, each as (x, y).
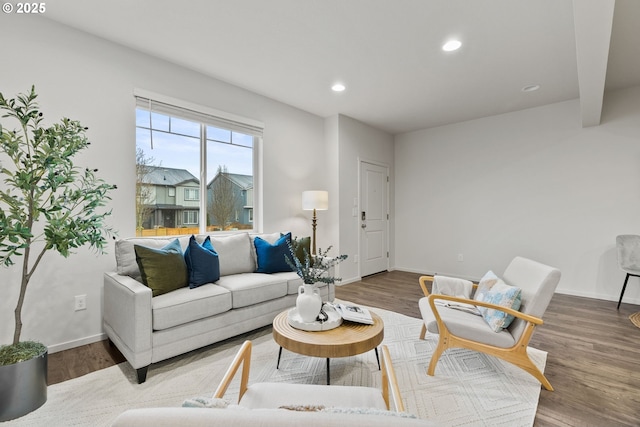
top-left (326, 358), bottom-right (330, 385)
top-left (277, 346), bottom-right (283, 369)
top-left (374, 347), bottom-right (380, 370)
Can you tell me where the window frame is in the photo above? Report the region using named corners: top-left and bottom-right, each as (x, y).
top-left (184, 188), bottom-right (199, 201)
top-left (134, 89), bottom-right (263, 234)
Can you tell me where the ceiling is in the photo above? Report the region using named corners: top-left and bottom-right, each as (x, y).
top-left (43, 0), bottom-right (640, 135)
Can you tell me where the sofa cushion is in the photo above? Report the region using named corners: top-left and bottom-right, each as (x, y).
top-left (240, 382), bottom-right (387, 410)
top-left (116, 236), bottom-right (190, 280)
top-left (116, 237), bottom-right (173, 279)
top-left (254, 232), bottom-right (294, 273)
top-left (152, 284), bottom-right (232, 330)
top-left (113, 407), bottom-right (436, 427)
top-left (184, 235), bottom-right (220, 288)
top-left (210, 233), bottom-right (255, 276)
top-left (216, 273), bottom-right (288, 308)
top-left (135, 239), bottom-right (188, 297)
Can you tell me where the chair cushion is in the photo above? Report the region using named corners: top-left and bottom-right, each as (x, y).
top-left (216, 273), bottom-right (287, 308)
top-left (239, 382), bottom-right (387, 410)
top-left (419, 297), bottom-right (516, 348)
top-left (501, 256), bottom-right (561, 339)
top-left (151, 283), bottom-right (232, 330)
top-left (473, 271), bottom-right (522, 332)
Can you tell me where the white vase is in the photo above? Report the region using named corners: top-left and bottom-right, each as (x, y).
top-left (296, 283), bottom-right (322, 323)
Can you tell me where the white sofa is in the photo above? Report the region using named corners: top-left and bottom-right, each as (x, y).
top-left (103, 232), bottom-right (333, 383)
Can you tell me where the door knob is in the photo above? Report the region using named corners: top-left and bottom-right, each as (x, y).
top-left (361, 223), bottom-right (367, 229)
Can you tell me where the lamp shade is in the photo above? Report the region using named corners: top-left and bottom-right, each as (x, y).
top-left (302, 190), bottom-right (328, 211)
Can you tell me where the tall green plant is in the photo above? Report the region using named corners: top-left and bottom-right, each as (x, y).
top-left (0, 86), bottom-right (116, 346)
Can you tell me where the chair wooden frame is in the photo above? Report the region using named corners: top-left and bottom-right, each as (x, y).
top-left (213, 340), bottom-right (405, 411)
top-left (418, 275), bottom-right (553, 391)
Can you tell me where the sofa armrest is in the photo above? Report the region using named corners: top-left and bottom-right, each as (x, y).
top-left (103, 272), bottom-right (153, 368)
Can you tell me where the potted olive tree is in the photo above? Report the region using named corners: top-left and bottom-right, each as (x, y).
top-left (0, 86), bottom-right (116, 421)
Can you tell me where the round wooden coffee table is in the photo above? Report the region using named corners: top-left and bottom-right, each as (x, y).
top-left (272, 309), bottom-right (384, 384)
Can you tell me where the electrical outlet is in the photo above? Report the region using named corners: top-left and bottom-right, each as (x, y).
top-left (457, 253), bottom-right (464, 262)
top-left (75, 294), bottom-right (87, 311)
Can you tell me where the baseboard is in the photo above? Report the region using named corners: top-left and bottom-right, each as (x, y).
top-left (335, 276), bottom-right (361, 286)
top-left (397, 267), bottom-right (640, 306)
top-left (47, 332), bottom-right (107, 354)
top-left (554, 288), bottom-right (640, 306)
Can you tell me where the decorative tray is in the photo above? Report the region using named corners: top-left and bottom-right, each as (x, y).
top-left (287, 304), bottom-right (343, 331)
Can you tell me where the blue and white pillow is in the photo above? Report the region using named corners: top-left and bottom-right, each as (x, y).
top-left (473, 270), bottom-right (522, 332)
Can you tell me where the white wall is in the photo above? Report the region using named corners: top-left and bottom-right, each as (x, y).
top-left (0, 17), bottom-right (329, 350)
top-left (336, 115), bottom-right (394, 283)
top-left (395, 86), bottom-right (640, 304)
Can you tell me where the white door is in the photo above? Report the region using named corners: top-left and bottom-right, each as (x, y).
top-left (359, 161), bottom-right (389, 277)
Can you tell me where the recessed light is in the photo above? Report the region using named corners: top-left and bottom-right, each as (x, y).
top-left (522, 84), bottom-right (540, 92)
top-left (442, 40), bottom-right (462, 52)
top-left (331, 83), bottom-right (346, 92)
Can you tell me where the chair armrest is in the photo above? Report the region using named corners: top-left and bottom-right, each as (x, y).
top-left (103, 272), bottom-right (153, 364)
top-left (213, 340), bottom-right (252, 402)
top-left (427, 293), bottom-right (543, 325)
top-left (380, 345), bottom-right (405, 412)
top-left (418, 276), bottom-right (433, 297)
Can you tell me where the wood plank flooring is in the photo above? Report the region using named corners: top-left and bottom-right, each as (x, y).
top-left (48, 270), bottom-right (640, 426)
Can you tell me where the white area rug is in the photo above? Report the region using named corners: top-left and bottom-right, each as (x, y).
top-left (6, 304), bottom-right (546, 426)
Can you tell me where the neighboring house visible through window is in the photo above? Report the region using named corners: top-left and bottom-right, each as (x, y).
top-left (134, 90), bottom-right (262, 236)
top-left (207, 170), bottom-right (253, 231)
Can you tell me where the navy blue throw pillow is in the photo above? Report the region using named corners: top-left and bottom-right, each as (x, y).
top-left (254, 232), bottom-right (294, 274)
top-left (184, 235), bottom-right (220, 288)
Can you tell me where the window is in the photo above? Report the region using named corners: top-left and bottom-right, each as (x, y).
top-left (184, 188), bottom-right (199, 201)
top-left (183, 210), bottom-right (198, 225)
top-left (134, 90), bottom-right (262, 236)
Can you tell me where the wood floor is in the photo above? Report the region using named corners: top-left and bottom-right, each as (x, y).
top-left (49, 270), bottom-right (640, 426)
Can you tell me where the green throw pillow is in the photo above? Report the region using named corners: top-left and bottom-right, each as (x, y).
top-left (135, 239), bottom-right (188, 296)
top-left (292, 236), bottom-right (312, 266)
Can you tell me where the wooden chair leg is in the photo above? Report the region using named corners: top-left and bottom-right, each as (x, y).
top-left (427, 334), bottom-right (448, 376)
top-left (618, 273), bottom-right (630, 310)
top-left (419, 323), bottom-right (427, 340)
top-left (509, 350), bottom-right (554, 391)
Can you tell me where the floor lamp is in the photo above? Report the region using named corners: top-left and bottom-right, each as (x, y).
top-left (302, 190), bottom-right (328, 255)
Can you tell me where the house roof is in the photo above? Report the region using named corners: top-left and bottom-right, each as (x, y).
top-left (207, 173), bottom-right (253, 190)
top-left (142, 166), bottom-right (199, 186)
top-left (43, 1), bottom-right (640, 134)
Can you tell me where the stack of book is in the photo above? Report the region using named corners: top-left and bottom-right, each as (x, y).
top-left (334, 303), bottom-right (374, 325)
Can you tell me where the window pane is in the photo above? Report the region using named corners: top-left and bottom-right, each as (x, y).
top-left (171, 117), bottom-right (200, 138)
top-left (206, 136), bottom-right (254, 232)
top-left (206, 126), bottom-right (231, 143)
top-left (135, 108), bottom-right (200, 236)
top-left (151, 113), bottom-right (170, 132)
top-left (232, 132), bottom-right (253, 148)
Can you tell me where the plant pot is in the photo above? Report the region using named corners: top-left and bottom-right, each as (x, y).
top-left (0, 349), bottom-right (47, 421)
